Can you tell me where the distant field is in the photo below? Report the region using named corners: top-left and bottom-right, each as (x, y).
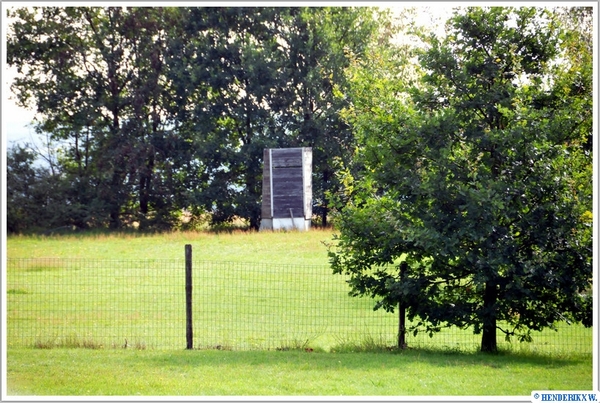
top-left (6, 228), bottom-right (334, 264)
top-left (5, 230), bottom-right (594, 396)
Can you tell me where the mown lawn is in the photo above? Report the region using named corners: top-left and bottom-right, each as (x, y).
top-left (6, 347), bottom-right (592, 396)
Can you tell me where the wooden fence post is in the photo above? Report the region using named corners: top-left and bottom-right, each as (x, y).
top-left (185, 244), bottom-right (193, 350)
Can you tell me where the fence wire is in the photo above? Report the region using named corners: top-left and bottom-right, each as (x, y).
top-left (6, 258), bottom-right (592, 354)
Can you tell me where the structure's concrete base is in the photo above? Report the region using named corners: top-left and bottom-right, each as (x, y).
top-left (259, 218), bottom-right (311, 231)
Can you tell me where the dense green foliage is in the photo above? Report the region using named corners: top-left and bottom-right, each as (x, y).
top-left (6, 145), bottom-right (68, 233)
top-left (328, 7), bottom-right (593, 352)
top-left (7, 6), bottom-right (388, 231)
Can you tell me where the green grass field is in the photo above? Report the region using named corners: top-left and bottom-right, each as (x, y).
top-left (6, 229), bottom-right (332, 263)
top-left (7, 348), bottom-right (592, 396)
top-left (5, 229), bottom-right (594, 396)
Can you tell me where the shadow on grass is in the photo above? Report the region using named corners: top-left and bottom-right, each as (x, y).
top-left (7, 346), bottom-right (592, 396)
top-left (142, 346), bottom-right (590, 371)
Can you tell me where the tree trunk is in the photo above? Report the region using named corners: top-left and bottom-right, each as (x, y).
top-left (139, 153), bottom-right (154, 217)
top-left (321, 169), bottom-right (328, 227)
top-left (321, 203), bottom-right (328, 228)
top-left (481, 281), bottom-right (498, 352)
top-left (398, 262), bottom-right (408, 349)
top-left (109, 206), bottom-right (121, 229)
top-left (108, 169), bottom-right (123, 229)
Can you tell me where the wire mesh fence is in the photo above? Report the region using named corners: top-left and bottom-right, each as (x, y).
top-left (6, 257), bottom-right (592, 355)
top-left (7, 258), bottom-right (183, 350)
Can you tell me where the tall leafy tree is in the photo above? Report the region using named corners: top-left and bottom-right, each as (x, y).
top-left (277, 7), bottom-right (384, 227)
top-left (7, 7), bottom-right (189, 229)
top-left (329, 7), bottom-right (593, 352)
top-left (164, 7), bottom-right (288, 230)
top-left (6, 144), bottom-right (80, 232)
top-left (6, 145), bottom-right (44, 233)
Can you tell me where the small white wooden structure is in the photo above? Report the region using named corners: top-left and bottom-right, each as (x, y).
top-left (259, 147), bottom-right (312, 231)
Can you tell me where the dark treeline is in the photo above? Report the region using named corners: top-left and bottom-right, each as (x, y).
top-left (7, 6), bottom-right (390, 233)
